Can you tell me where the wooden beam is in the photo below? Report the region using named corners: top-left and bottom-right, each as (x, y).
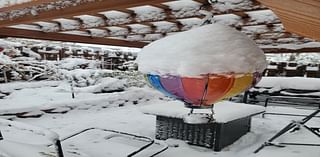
top-left (257, 0), bottom-right (320, 40)
top-left (0, 28), bottom-right (147, 48)
top-left (0, 0), bottom-right (58, 12)
top-left (262, 47), bottom-right (320, 53)
top-left (0, 0), bottom-right (171, 28)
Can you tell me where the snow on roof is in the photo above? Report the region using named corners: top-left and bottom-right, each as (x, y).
top-left (128, 5), bottom-right (166, 22)
top-left (9, 24), bottom-right (40, 31)
top-left (61, 30), bottom-right (89, 36)
top-left (34, 21), bottom-right (60, 32)
top-left (144, 34), bottom-right (164, 41)
top-left (164, 0), bottom-right (201, 18)
top-left (87, 29), bottom-right (109, 38)
top-left (246, 10), bottom-right (279, 24)
top-left (107, 26), bottom-right (129, 36)
top-left (137, 23), bottom-right (267, 76)
top-left (152, 21), bottom-right (179, 33)
top-left (241, 24), bottom-right (284, 35)
top-left (178, 17), bottom-right (202, 31)
top-left (127, 35), bottom-right (144, 41)
top-left (0, 0), bottom-right (32, 8)
top-left (215, 14), bottom-right (241, 26)
top-left (141, 100), bottom-right (265, 123)
top-left (211, 0), bottom-right (255, 12)
top-left (75, 15), bottom-right (105, 28)
top-left (260, 42), bottom-right (320, 50)
top-left (100, 10), bottom-right (131, 26)
top-left (53, 18), bottom-right (80, 30)
top-left (127, 24), bottom-right (152, 34)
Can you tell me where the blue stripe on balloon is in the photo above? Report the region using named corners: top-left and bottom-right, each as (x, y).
top-left (147, 74), bottom-right (177, 98)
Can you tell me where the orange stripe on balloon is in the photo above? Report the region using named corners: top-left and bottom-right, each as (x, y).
top-left (202, 75), bottom-right (235, 106)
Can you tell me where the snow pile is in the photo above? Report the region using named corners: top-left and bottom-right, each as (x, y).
top-left (137, 23), bottom-right (267, 76)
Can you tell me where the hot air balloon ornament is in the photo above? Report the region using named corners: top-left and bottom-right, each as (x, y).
top-left (137, 23), bottom-right (266, 122)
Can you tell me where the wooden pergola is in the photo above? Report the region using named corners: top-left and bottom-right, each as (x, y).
top-left (0, 0), bottom-right (319, 53)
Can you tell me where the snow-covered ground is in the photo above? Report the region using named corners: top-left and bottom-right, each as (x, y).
top-left (0, 79), bottom-right (319, 157)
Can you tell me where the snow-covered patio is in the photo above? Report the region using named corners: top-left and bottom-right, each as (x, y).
top-left (0, 79), bottom-right (319, 157)
top-left (1, 0), bottom-right (320, 157)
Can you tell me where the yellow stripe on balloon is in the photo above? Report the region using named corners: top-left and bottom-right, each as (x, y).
top-left (220, 74), bottom-right (253, 100)
top-left (144, 74), bottom-right (153, 88)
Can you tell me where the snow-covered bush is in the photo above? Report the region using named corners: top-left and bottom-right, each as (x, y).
top-left (58, 58), bottom-right (101, 70)
top-left (58, 69), bottom-right (146, 90)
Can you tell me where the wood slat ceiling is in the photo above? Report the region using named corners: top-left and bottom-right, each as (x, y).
top-left (0, 0), bottom-right (319, 52)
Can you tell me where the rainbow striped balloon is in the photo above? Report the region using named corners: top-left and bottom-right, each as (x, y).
top-left (145, 73), bottom-right (262, 108)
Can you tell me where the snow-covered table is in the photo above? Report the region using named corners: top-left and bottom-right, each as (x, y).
top-left (141, 101), bottom-right (265, 151)
top-left (247, 77), bottom-right (320, 107)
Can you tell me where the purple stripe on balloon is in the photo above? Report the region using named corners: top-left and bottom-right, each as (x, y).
top-left (160, 75), bottom-right (186, 100)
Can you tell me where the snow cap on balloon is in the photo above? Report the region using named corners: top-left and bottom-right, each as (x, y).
top-left (137, 23), bottom-right (266, 108)
top-left (137, 23), bottom-right (267, 76)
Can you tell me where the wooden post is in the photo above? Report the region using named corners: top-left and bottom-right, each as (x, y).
top-left (3, 68), bottom-right (7, 83)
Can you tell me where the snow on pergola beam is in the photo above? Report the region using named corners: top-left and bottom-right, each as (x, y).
top-left (0, 28), bottom-right (147, 48)
top-left (0, 0), bottom-right (59, 12)
top-left (0, 0), bottom-right (171, 28)
top-left (262, 47), bottom-right (320, 53)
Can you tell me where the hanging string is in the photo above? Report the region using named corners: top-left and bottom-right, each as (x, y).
top-left (200, 0), bottom-right (218, 25)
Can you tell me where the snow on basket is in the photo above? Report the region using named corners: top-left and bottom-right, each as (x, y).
top-left (137, 23), bottom-right (267, 108)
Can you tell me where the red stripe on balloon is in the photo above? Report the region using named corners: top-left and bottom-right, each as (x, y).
top-left (181, 77), bottom-right (207, 106)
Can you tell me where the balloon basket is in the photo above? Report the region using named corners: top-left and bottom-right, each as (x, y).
top-left (183, 103), bottom-right (215, 124)
top-left (141, 101), bottom-right (265, 151)
top-left (155, 115), bottom-right (252, 151)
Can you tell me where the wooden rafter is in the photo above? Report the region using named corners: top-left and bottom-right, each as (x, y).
top-left (34, 6), bottom-right (270, 34)
top-left (81, 19), bottom-right (282, 39)
top-left (263, 47), bottom-right (320, 53)
top-left (0, 0), bottom-right (59, 12)
top-left (0, 0), bottom-right (172, 28)
top-left (0, 28), bottom-right (147, 48)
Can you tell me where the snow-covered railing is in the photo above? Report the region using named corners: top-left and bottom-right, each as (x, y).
top-left (254, 77), bottom-right (320, 93)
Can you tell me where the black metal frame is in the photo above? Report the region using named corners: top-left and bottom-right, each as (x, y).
top-left (0, 120), bottom-right (64, 157)
top-left (0, 126), bottom-right (168, 157)
top-left (0, 130), bottom-right (3, 141)
top-left (59, 127), bottom-right (168, 157)
top-left (254, 109), bottom-right (320, 153)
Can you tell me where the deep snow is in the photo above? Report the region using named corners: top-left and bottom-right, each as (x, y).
top-left (0, 79), bottom-right (319, 157)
